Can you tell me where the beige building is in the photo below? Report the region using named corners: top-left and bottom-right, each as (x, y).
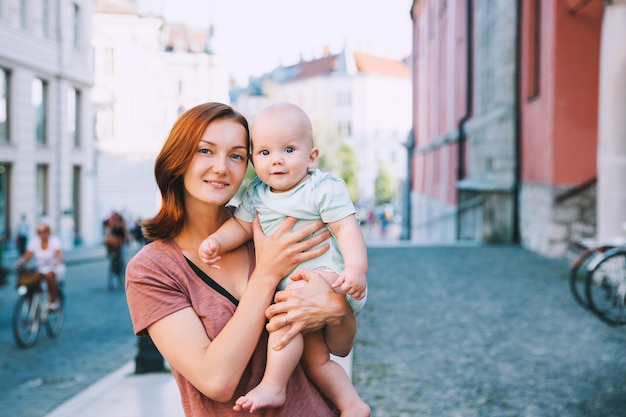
top-left (92, 0), bottom-right (229, 226)
top-left (232, 47), bottom-right (412, 210)
top-left (0, 0), bottom-right (97, 248)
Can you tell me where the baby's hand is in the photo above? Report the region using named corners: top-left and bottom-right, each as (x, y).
top-left (331, 267), bottom-right (367, 300)
top-left (198, 236), bottom-right (222, 269)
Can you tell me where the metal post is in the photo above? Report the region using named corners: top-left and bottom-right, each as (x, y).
top-left (400, 130), bottom-right (414, 240)
top-left (135, 335), bottom-right (165, 374)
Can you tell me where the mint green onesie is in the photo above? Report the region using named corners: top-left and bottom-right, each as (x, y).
top-left (235, 169), bottom-right (366, 313)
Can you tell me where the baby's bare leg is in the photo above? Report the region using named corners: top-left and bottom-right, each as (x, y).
top-left (301, 317), bottom-right (370, 416)
top-left (233, 324), bottom-right (303, 413)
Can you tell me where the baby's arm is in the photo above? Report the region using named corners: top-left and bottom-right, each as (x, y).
top-left (327, 214), bottom-right (368, 300)
top-left (198, 217), bottom-right (253, 268)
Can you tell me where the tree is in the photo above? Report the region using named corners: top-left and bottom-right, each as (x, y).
top-left (318, 141), bottom-right (360, 203)
top-left (375, 160), bottom-right (398, 206)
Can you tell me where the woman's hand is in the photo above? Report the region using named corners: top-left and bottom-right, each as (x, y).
top-left (251, 215), bottom-right (331, 283)
top-left (265, 269), bottom-right (356, 354)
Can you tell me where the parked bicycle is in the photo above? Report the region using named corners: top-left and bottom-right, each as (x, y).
top-left (569, 229), bottom-right (626, 326)
top-left (584, 243), bottom-right (626, 326)
top-left (12, 266), bottom-right (65, 348)
top-left (569, 238), bottom-right (615, 311)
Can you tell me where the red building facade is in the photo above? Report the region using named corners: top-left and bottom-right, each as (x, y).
top-left (409, 0), bottom-right (614, 258)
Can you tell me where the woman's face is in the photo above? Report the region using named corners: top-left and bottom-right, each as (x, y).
top-left (183, 119), bottom-right (249, 208)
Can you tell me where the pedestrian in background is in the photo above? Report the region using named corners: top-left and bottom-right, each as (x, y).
top-left (15, 214), bottom-right (29, 256)
top-left (104, 211), bottom-right (130, 258)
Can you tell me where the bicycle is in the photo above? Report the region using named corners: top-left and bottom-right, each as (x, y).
top-left (584, 242), bottom-right (626, 326)
top-left (107, 244), bottom-right (125, 291)
top-left (12, 266), bottom-right (65, 348)
top-left (569, 238), bottom-right (615, 310)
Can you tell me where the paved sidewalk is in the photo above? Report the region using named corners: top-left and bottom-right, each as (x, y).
top-left (43, 361), bottom-right (185, 417)
top-left (41, 355), bottom-right (352, 417)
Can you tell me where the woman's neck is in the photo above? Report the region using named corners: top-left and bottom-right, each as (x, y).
top-left (175, 205), bottom-right (231, 250)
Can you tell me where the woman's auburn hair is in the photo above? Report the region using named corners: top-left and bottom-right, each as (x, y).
top-left (141, 102), bottom-right (250, 241)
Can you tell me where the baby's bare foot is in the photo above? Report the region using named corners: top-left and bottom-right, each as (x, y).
top-left (232, 383), bottom-right (286, 413)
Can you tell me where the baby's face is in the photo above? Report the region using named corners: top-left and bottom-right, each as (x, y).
top-left (251, 122), bottom-right (317, 193)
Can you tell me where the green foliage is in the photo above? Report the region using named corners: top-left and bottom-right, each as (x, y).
top-left (318, 141), bottom-right (360, 203)
top-left (375, 160), bottom-right (398, 206)
top-left (234, 163), bottom-right (257, 202)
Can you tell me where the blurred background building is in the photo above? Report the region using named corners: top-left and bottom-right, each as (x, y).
top-left (1, 0), bottom-right (624, 261)
top-left (91, 0), bottom-right (228, 228)
top-left (409, 0), bottom-right (626, 258)
top-left (231, 47), bottom-right (412, 213)
top-left (0, 0), bottom-right (97, 248)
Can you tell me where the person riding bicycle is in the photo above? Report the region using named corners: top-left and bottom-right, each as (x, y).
top-left (15, 221), bottom-right (66, 310)
top-left (104, 212), bottom-right (130, 265)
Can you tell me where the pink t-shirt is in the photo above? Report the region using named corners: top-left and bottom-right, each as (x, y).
top-left (125, 239), bottom-right (337, 417)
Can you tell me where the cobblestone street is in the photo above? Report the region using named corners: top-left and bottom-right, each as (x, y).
top-left (354, 244), bottom-right (626, 417)
top-left (2, 243), bottom-right (626, 416)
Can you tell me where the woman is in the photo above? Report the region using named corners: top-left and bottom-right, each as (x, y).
top-left (16, 221), bottom-right (66, 310)
top-left (125, 102), bottom-right (357, 416)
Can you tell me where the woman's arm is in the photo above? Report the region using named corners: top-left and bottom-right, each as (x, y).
top-left (17, 249), bottom-right (33, 266)
top-left (147, 216), bottom-right (332, 402)
top-left (265, 269), bottom-right (357, 357)
top-left (53, 247), bottom-right (63, 265)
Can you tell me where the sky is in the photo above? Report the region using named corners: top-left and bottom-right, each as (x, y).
top-left (136, 0), bottom-right (414, 85)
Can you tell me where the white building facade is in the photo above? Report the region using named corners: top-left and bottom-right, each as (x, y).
top-left (0, 0), bottom-right (97, 248)
top-left (92, 0), bottom-right (229, 227)
top-left (232, 48), bottom-right (412, 211)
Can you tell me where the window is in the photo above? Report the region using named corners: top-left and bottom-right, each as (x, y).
top-left (0, 68), bottom-right (9, 143)
top-left (67, 87), bottom-right (81, 147)
top-left (42, 0), bottom-right (50, 38)
top-left (72, 165), bottom-right (81, 239)
top-left (32, 78), bottom-right (47, 145)
top-left (96, 108), bottom-right (114, 140)
top-left (72, 3), bottom-right (80, 48)
top-left (525, 0), bottom-right (541, 99)
top-left (20, 0), bottom-right (27, 28)
top-left (0, 164), bottom-right (8, 241)
top-left (104, 47), bottom-right (114, 74)
top-left (36, 164), bottom-right (49, 218)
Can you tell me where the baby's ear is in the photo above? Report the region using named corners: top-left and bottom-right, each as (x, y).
top-left (308, 147), bottom-right (320, 167)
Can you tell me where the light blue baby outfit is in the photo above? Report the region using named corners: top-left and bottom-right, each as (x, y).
top-left (235, 169), bottom-right (366, 313)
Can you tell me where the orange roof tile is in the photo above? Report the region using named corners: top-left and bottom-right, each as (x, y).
top-left (293, 54), bottom-right (340, 79)
top-left (354, 52), bottom-right (409, 78)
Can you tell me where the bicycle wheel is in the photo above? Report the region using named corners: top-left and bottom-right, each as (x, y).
top-left (12, 293), bottom-right (41, 348)
top-left (585, 249), bottom-right (626, 325)
top-left (108, 255), bottom-right (124, 291)
top-left (570, 245), bottom-right (614, 309)
top-left (45, 290), bottom-right (65, 338)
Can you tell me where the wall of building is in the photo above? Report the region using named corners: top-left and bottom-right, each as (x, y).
top-left (92, 8), bottom-right (230, 227)
top-left (519, 0), bottom-right (603, 257)
top-left (410, 0), bottom-right (469, 243)
top-left (0, 0), bottom-right (97, 249)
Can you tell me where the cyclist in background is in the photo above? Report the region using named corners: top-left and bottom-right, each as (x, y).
top-left (104, 212), bottom-right (130, 269)
top-left (15, 221), bottom-right (66, 310)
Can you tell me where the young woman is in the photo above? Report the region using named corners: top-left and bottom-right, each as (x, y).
top-left (16, 221), bottom-right (66, 310)
top-left (125, 102), bottom-right (357, 416)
